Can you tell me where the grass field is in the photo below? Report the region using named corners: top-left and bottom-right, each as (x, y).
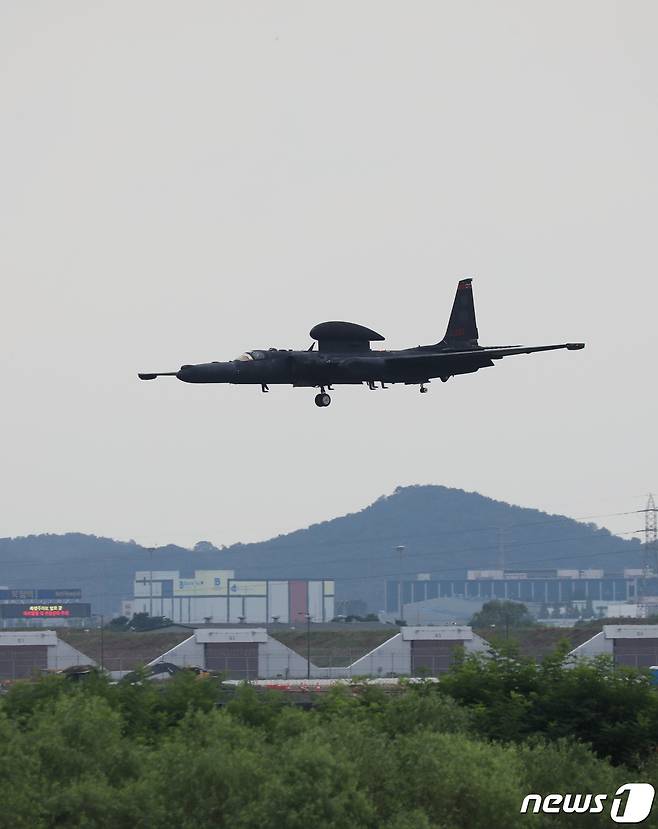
top-left (56, 627), bottom-right (400, 670)
top-left (271, 627), bottom-right (399, 666)
top-left (57, 629), bottom-right (191, 671)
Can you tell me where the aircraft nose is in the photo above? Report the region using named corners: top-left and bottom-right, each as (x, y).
top-left (177, 362), bottom-right (238, 383)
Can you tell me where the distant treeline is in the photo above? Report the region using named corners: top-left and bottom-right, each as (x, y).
top-left (1, 646), bottom-right (657, 827)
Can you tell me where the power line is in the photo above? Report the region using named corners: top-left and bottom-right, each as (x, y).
top-left (641, 494), bottom-right (658, 588)
top-left (0, 508), bottom-right (645, 562)
top-left (0, 509), bottom-right (645, 571)
top-left (0, 526), bottom-right (642, 574)
top-left (335, 539), bottom-right (650, 583)
top-left (113, 538), bottom-right (651, 587)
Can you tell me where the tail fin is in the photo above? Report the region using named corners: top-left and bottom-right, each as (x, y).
top-left (441, 278), bottom-right (479, 347)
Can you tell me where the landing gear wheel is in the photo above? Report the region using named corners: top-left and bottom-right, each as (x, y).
top-left (440, 376), bottom-right (450, 383)
top-left (315, 393), bottom-right (331, 407)
top-left (420, 384), bottom-right (428, 394)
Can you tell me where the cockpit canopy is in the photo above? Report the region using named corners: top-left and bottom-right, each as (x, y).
top-left (235, 351), bottom-right (266, 361)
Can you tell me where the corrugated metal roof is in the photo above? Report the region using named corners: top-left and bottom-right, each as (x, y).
top-left (603, 625), bottom-right (658, 639)
top-left (195, 628), bottom-right (268, 644)
top-left (402, 626), bottom-right (473, 641)
top-left (0, 631), bottom-right (57, 646)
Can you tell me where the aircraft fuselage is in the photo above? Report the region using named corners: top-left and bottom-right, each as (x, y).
top-left (176, 345), bottom-right (490, 387)
top-left (139, 279), bottom-right (584, 406)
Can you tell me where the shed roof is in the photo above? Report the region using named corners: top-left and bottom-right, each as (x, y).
top-left (603, 625), bottom-right (658, 639)
top-left (195, 628), bottom-right (268, 644)
top-left (0, 631), bottom-right (57, 647)
top-left (402, 626), bottom-right (473, 641)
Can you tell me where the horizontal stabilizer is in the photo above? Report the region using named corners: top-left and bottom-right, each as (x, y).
top-left (485, 342), bottom-right (585, 359)
top-left (138, 372), bottom-right (178, 380)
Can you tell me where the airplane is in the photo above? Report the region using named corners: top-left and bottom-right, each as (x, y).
top-left (138, 279), bottom-right (584, 407)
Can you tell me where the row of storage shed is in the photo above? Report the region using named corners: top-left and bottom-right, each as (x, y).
top-left (2, 625), bottom-right (658, 682)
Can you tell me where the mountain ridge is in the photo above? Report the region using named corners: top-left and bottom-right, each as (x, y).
top-left (0, 485), bottom-right (642, 614)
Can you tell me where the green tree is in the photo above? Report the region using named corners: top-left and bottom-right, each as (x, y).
top-left (129, 612), bottom-right (171, 631)
top-left (106, 615), bottom-right (130, 631)
top-left (470, 599), bottom-right (534, 629)
top-left (393, 731), bottom-right (526, 829)
top-left (439, 646), bottom-right (658, 766)
top-left (517, 739), bottom-right (629, 828)
top-left (0, 713), bottom-right (45, 828)
top-left (244, 732), bottom-right (375, 829)
top-left (139, 708), bottom-right (273, 827)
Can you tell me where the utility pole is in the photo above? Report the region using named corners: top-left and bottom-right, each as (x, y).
top-left (497, 527), bottom-right (507, 573)
top-left (396, 546), bottom-right (406, 622)
top-left (305, 613), bottom-right (312, 679)
top-left (99, 614), bottom-right (104, 673)
top-left (148, 547), bottom-right (155, 618)
top-left (640, 495), bottom-right (658, 603)
top-left (645, 494), bottom-right (658, 574)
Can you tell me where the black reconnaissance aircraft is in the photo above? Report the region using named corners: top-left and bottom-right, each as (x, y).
top-left (139, 279), bottom-right (584, 407)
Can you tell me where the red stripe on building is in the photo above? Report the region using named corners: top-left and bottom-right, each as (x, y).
top-left (289, 581), bottom-right (308, 622)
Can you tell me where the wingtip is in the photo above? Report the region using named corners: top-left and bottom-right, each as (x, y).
top-left (566, 343), bottom-right (585, 350)
top-left (138, 373), bottom-right (158, 380)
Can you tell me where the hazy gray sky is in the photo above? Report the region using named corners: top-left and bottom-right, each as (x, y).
top-left (2, 1), bottom-right (656, 547)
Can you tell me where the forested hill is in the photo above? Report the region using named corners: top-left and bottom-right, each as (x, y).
top-left (0, 486), bottom-right (642, 615)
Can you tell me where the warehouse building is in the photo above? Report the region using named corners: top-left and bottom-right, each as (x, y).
top-left (148, 628), bottom-right (311, 680)
top-left (386, 569), bottom-right (650, 615)
top-left (129, 570), bottom-right (335, 624)
top-left (0, 631), bottom-right (95, 680)
top-left (381, 596), bottom-right (487, 625)
top-left (569, 625), bottom-right (658, 669)
top-left (148, 625), bottom-right (490, 680)
top-left (350, 625), bottom-right (490, 677)
top-left (385, 570), bottom-right (656, 624)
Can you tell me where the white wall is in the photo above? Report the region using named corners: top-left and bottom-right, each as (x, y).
top-left (258, 636), bottom-right (312, 679)
top-left (268, 582), bottom-right (289, 623)
top-left (324, 595), bottom-right (335, 622)
top-left (245, 596), bottom-right (267, 622)
top-left (349, 633), bottom-right (411, 677)
top-left (187, 597), bottom-right (228, 623)
top-left (568, 631), bottom-right (611, 662)
top-left (228, 596), bottom-right (243, 622)
top-left (308, 581), bottom-right (323, 621)
top-left (147, 634), bottom-right (205, 669)
top-left (49, 637), bottom-right (96, 670)
top-left (134, 580), bottom-right (162, 598)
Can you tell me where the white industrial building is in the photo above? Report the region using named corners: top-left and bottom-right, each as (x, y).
top-left (148, 625), bottom-right (490, 680)
top-left (128, 570), bottom-right (335, 625)
top-left (380, 596), bottom-right (487, 626)
top-left (0, 631), bottom-right (95, 680)
top-left (569, 625), bottom-right (658, 669)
